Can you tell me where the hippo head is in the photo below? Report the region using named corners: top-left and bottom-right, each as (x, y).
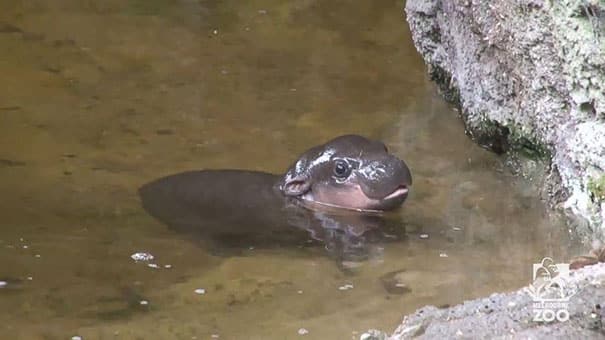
top-left (280, 135), bottom-right (412, 212)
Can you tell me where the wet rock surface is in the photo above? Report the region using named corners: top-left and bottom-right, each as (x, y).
top-left (405, 0), bottom-right (605, 236)
top-left (389, 263), bottom-right (605, 339)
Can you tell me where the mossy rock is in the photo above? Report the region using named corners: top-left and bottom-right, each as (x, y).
top-left (588, 175), bottom-right (605, 203)
top-left (507, 132), bottom-right (550, 160)
top-left (424, 63), bottom-right (552, 160)
top-left (469, 119), bottom-right (550, 159)
top-left (428, 64), bottom-right (461, 105)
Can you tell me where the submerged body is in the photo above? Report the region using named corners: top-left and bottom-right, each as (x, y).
top-left (139, 135), bottom-right (412, 260)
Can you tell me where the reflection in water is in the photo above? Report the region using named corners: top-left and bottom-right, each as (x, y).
top-left (0, 0), bottom-right (584, 339)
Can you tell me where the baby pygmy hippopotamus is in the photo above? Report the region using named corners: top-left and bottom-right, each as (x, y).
top-left (142, 134), bottom-right (411, 211)
top-left (279, 134), bottom-right (412, 211)
top-left (139, 135), bottom-right (412, 253)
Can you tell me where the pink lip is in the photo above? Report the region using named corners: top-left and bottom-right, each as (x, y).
top-left (384, 185), bottom-right (409, 200)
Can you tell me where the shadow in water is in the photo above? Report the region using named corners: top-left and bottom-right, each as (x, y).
top-left (138, 170), bottom-right (406, 269)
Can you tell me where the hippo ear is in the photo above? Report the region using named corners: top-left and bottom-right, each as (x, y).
top-left (282, 175), bottom-right (311, 196)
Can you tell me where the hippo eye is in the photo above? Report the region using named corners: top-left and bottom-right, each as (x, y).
top-left (333, 160), bottom-right (351, 178)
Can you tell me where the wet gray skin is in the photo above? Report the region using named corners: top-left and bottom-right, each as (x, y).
top-left (280, 134), bottom-right (412, 212)
top-left (139, 134), bottom-right (412, 261)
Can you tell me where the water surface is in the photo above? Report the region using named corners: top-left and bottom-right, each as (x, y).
top-left (0, 1), bottom-right (581, 339)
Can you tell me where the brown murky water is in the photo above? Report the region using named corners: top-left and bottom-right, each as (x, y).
top-left (0, 1), bottom-right (582, 339)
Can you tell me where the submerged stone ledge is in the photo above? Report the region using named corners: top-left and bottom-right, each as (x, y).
top-left (404, 0), bottom-right (605, 236)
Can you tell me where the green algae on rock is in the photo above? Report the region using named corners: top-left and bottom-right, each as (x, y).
top-left (588, 175), bottom-right (605, 203)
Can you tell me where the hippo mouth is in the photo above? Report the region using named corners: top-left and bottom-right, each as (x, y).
top-left (383, 185), bottom-right (409, 201)
top-left (299, 183), bottom-right (410, 213)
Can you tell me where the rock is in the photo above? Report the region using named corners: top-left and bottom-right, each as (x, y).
top-left (389, 263), bottom-right (605, 338)
top-left (360, 329), bottom-right (388, 340)
top-left (405, 0), bottom-right (605, 236)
